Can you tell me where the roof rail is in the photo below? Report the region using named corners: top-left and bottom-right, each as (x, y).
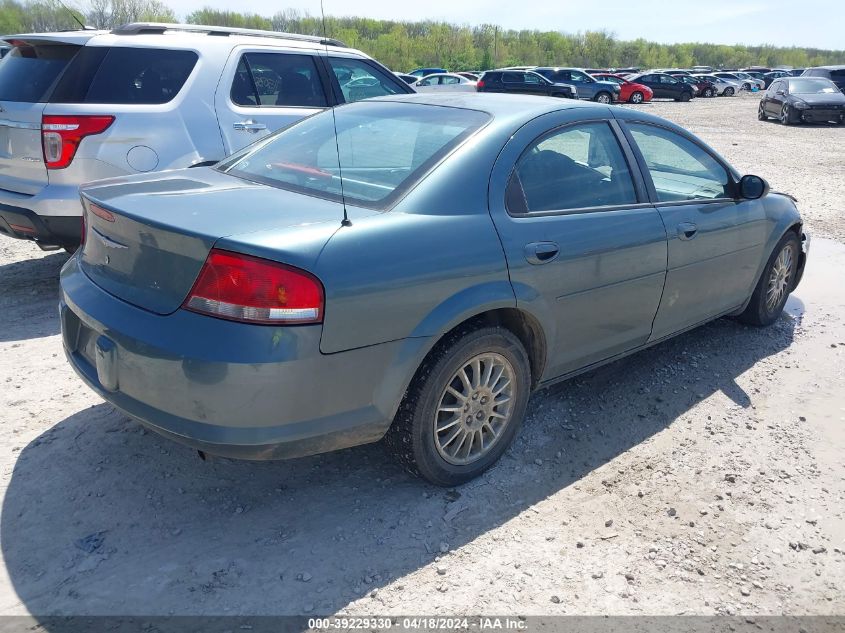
top-left (111, 22), bottom-right (346, 48)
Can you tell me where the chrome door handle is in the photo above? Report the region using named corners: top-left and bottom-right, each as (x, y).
top-left (233, 120), bottom-right (267, 133)
top-left (677, 222), bottom-right (698, 240)
top-left (524, 241), bottom-right (560, 265)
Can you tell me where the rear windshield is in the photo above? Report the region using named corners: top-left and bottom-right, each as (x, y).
top-left (50, 47), bottom-right (198, 104)
top-left (220, 102), bottom-right (489, 209)
top-left (0, 43), bottom-right (80, 102)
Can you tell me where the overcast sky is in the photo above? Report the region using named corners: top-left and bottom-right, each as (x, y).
top-left (162, 0), bottom-right (843, 50)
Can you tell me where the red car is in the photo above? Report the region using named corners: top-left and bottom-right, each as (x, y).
top-left (591, 73), bottom-right (653, 104)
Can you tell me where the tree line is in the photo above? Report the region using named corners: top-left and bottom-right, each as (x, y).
top-left (2, 1), bottom-right (844, 72)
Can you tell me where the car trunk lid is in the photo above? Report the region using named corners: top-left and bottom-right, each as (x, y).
top-left (79, 168), bottom-right (349, 315)
top-left (0, 38), bottom-right (86, 195)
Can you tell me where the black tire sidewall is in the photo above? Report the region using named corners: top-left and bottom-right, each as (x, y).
top-left (630, 91), bottom-right (643, 103)
top-left (741, 233), bottom-right (800, 326)
top-left (405, 328), bottom-right (531, 486)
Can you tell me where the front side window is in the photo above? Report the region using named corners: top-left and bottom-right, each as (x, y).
top-left (222, 103), bottom-right (488, 209)
top-left (509, 122), bottom-right (637, 213)
top-left (441, 75), bottom-right (461, 85)
top-left (231, 53), bottom-right (327, 108)
top-left (570, 70), bottom-right (589, 82)
top-left (327, 57), bottom-right (405, 103)
top-left (502, 73), bottom-right (520, 83)
top-left (629, 123), bottom-right (730, 202)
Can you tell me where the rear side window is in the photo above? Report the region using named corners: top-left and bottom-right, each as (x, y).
top-left (230, 53), bottom-right (328, 108)
top-left (51, 47), bottom-right (197, 104)
top-left (509, 122), bottom-right (637, 213)
top-left (0, 43), bottom-right (80, 102)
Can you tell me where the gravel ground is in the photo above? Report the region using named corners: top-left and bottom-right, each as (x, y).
top-left (0, 94), bottom-right (843, 619)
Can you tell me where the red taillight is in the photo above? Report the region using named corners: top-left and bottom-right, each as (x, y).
top-left (41, 115), bottom-right (115, 170)
top-left (476, 79), bottom-right (485, 90)
top-left (183, 249), bottom-right (324, 325)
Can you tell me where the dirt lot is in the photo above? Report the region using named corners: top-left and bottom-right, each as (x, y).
top-left (0, 94), bottom-right (843, 619)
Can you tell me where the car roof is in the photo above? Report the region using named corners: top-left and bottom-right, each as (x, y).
top-left (4, 22), bottom-right (351, 54)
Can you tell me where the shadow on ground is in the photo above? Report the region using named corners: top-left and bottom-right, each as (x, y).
top-left (1, 300), bottom-right (798, 617)
top-left (0, 251), bottom-right (69, 342)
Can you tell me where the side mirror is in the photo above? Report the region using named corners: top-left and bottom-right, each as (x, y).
top-left (775, 89), bottom-right (785, 96)
top-left (739, 174), bottom-right (769, 200)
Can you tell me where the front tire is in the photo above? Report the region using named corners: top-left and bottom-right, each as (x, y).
top-left (629, 91), bottom-right (644, 104)
top-left (725, 87), bottom-right (735, 97)
top-left (738, 232), bottom-right (800, 326)
top-left (384, 326), bottom-right (531, 486)
top-left (594, 91), bottom-right (612, 104)
top-left (679, 91), bottom-right (691, 102)
top-left (758, 102), bottom-right (768, 120)
top-left (780, 104), bottom-right (792, 125)
top-left (704, 88), bottom-right (715, 97)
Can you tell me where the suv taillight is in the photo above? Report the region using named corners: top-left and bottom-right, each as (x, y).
top-left (476, 79), bottom-right (485, 90)
top-left (42, 115), bottom-right (115, 170)
top-left (183, 249), bottom-right (324, 325)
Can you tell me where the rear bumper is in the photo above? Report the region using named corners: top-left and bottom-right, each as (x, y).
top-left (0, 202), bottom-right (80, 247)
top-left (59, 256), bottom-right (415, 460)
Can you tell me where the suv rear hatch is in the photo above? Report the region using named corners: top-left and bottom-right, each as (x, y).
top-left (0, 36), bottom-right (89, 195)
top-left (79, 168), bottom-right (348, 315)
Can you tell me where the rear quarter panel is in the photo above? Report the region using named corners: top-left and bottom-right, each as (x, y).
top-left (316, 125), bottom-right (518, 355)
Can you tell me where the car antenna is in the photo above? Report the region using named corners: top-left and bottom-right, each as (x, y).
top-left (56, 0), bottom-right (88, 31)
top-left (320, 0), bottom-right (351, 227)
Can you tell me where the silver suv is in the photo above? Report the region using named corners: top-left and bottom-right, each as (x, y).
top-left (0, 23), bottom-right (412, 250)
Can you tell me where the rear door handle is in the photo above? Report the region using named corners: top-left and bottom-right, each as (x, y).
top-left (233, 120), bottom-right (267, 133)
top-left (677, 222), bottom-right (698, 241)
top-left (524, 241), bottom-right (560, 265)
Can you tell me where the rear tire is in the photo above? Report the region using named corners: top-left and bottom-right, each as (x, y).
top-left (384, 326), bottom-right (532, 486)
top-left (679, 91), bottom-right (691, 102)
top-left (725, 87), bottom-right (735, 96)
top-left (629, 91), bottom-right (644, 104)
top-left (704, 88), bottom-right (715, 97)
top-left (738, 232), bottom-right (800, 327)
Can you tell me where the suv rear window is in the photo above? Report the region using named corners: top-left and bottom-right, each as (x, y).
top-left (50, 47), bottom-right (197, 104)
top-left (0, 43), bottom-right (80, 102)
top-left (221, 102), bottom-right (489, 209)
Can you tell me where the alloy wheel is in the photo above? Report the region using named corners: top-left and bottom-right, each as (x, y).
top-left (596, 93), bottom-right (611, 104)
top-left (630, 91), bottom-right (643, 104)
top-left (758, 102), bottom-right (766, 120)
top-left (433, 352), bottom-right (517, 466)
top-left (766, 245), bottom-right (793, 312)
top-left (780, 105), bottom-right (791, 125)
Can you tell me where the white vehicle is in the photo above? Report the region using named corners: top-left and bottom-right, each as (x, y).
top-left (0, 22), bottom-right (412, 250)
top-left (693, 74), bottom-right (742, 96)
top-left (715, 72), bottom-right (765, 91)
top-left (413, 72), bottom-right (477, 92)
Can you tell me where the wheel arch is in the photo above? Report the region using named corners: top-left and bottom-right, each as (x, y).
top-left (375, 306), bottom-right (549, 430)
